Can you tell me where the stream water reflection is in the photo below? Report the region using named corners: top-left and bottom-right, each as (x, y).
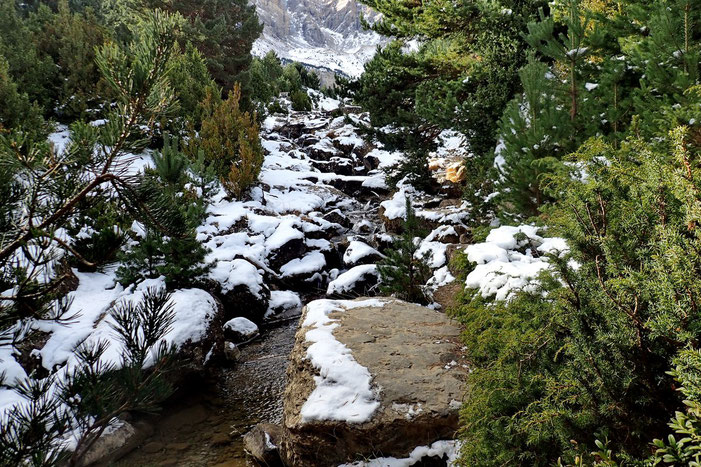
top-left (116, 320), bottom-right (298, 466)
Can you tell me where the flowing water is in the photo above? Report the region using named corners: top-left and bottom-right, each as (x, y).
top-left (115, 319), bottom-right (298, 466)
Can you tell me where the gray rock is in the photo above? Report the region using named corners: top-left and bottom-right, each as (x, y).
top-left (244, 423), bottom-right (284, 466)
top-left (220, 282), bottom-right (271, 321)
top-left (268, 237), bottom-right (308, 271)
top-left (281, 298), bottom-right (467, 466)
top-left (79, 419), bottom-right (153, 466)
top-left (223, 341), bottom-right (241, 361)
top-left (322, 209), bottom-right (351, 228)
top-left (223, 317), bottom-right (259, 343)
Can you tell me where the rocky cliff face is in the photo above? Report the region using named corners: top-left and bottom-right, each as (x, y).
top-left (252, 0), bottom-right (384, 77)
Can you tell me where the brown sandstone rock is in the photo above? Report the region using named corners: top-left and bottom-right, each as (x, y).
top-left (281, 298), bottom-right (467, 466)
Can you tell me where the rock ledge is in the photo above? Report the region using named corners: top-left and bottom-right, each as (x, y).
top-left (282, 297), bottom-right (467, 466)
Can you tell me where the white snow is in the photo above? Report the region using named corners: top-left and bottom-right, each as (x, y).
top-left (343, 240), bottom-right (383, 266)
top-left (427, 266), bottom-right (455, 291)
top-left (280, 251), bottom-right (327, 277)
top-left (48, 125), bottom-right (71, 155)
top-left (327, 265), bottom-right (379, 295)
top-left (416, 241), bottom-right (448, 269)
top-left (464, 225), bottom-right (569, 301)
top-left (300, 299), bottom-right (385, 423)
top-left (53, 276), bottom-right (218, 369)
top-left (210, 258), bottom-right (265, 297)
top-left (266, 218), bottom-right (304, 252)
top-left (223, 317), bottom-right (259, 337)
top-left (339, 440), bottom-right (461, 466)
top-left (266, 290), bottom-right (302, 318)
top-left (36, 270), bottom-right (124, 370)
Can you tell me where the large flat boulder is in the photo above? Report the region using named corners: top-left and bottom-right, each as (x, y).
top-left (281, 298), bottom-right (467, 466)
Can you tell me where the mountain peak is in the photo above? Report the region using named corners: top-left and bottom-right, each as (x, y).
top-left (252, 0), bottom-right (385, 77)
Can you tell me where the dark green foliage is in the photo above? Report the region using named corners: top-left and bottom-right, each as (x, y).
top-left (154, 0), bottom-right (262, 98)
top-left (450, 2), bottom-right (701, 463)
top-left (357, 0), bottom-right (547, 209)
top-left (249, 51), bottom-right (285, 110)
top-left (649, 350), bottom-right (701, 465)
top-left (494, 58), bottom-right (574, 219)
top-left (523, 0), bottom-right (592, 121)
top-left (118, 137), bottom-right (211, 288)
top-left (357, 41), bottom-right (426, 130)
top-left (65, 194), bottom-right (130, 270)
top-left (266, 99), bottom-right (288, 115)
top-left (247, 53), bottom-right (321, 115)
top-left (167, 42), bottom-right (218, 128)
top-left (323, 74), bottom-right (359, 101)
top-left (290, 89), bottom-right (312, 112)
top-left (35, 0), bottom-right (107, 120)
top-left (0, 57), bottom-right (46, 138)
top-left (457, 126), bottom-right (701, 463)
top-left (293, 62), bottom-right (321, 90)
top-left (0, 0), bottom-right (58, 112)
top-left (377, 198), bottom-right (431, 304)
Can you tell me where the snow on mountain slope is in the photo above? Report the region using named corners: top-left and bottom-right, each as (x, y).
top-left (252, 0), bottom-right (385, 77)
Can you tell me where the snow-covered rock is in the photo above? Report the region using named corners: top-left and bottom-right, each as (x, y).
top-left (282, 298), bottom-right (466, 465)
top-left (266, 290), bottom-right (303, 319)
top-left (212, 259), bottom-right (271, 319)
top-left (223, 317), bottom-right (260, 342)
top-left (342, 240), bottom-right (384, 267)
top-left (326, 265), bottom-right (380, 296)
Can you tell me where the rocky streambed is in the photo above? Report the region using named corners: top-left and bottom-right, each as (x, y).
top-left (12, 95), bottom-right (473, 466)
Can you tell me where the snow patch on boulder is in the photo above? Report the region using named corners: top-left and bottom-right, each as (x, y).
top-left (339, 439), bottom-right (461, 467)
top-left (224, 317), bottom-right (259, 342)
top-left (300, 299), bottom-right (385, 423)
top-left (327, 265), bottom-right (380, 296)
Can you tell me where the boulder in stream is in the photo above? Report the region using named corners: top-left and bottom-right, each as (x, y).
top-left (223, 317), bottom-right (259, 343)
top-left (244, 423), bottom-right (285, 466)
top-left (281, 298), bottom-right (467, 466)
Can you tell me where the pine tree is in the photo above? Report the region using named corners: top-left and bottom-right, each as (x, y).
top-left (0, 56), bottom-right (46, 138)
top-left (495, 58), bottom-right (574, 219)
top-left (624, 0), bottom-right (701, 137)
top-left (523, 0), bottom-right (593, 121)
top-left (0, 0), bottom-right (58, 113)
top-left (378, 198), bottom-right (432, 304)
top-left (153, 0), bottom-right (263, 97)
top-left (118, 137), bottom-right (212, 288)
top-left (34, 0), bottom-right (106, 119)
top-left (0, 9), bottom-right (183, 330)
